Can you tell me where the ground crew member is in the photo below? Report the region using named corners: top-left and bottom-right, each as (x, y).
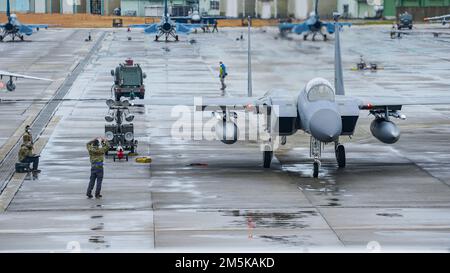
top-left (212, 20), bottom-right (218, 33)
top-left (219, 61), bottom-right (227, 93)
top-left (86, 138), bottom-right (109, 199)
top-left (18, 141), bottom-right (40, 174)
top-left (23, 125), bottom-right (33, 144)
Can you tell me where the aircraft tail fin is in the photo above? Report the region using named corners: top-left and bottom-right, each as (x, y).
top-left (315, 0), bottom-right (319, 16)
top-left (164, 0), bottom-right (168, 19)
top-left (6, 0), bottom-right (11, 18)
top-left (247, 16), bottom-right (252, 97)
top-left (334, 13), bottom-right (345, 96)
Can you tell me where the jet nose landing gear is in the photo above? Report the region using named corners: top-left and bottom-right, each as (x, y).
top-left (309, 137), bottom-right (346, 178)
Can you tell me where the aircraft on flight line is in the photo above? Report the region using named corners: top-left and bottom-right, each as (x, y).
top-left (129, 0), bottom-right (205, 41)
top-left (193, 13), bottom-right (450, 178)
top-left (279, 0), bottom-right (351, 41)
top-left (0, 0), bottom-right (48, 42)
top-left (424, 14), bottom-right (450, 26)
top-left (172, 9), bottom-right (226, 24)
top-left (0, 70), bottom-right (52, 92)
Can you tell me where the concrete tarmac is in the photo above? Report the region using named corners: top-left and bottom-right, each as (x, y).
top-left (1, 25), bottom-right (450, 252)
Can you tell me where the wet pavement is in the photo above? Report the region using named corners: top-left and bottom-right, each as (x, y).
top-left (1, 25), bottom-right (450, 252)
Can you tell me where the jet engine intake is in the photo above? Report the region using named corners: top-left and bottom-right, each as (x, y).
top-left (370, 118), bottom-right (400, 144)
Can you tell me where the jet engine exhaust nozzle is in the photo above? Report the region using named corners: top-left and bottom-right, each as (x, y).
top-left (162, 22), bottom-right (172, 32)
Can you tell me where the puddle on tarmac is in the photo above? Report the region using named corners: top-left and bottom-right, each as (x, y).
top-left (376, 213), bottom-right (403, 218)
top-left (220, 210), bottom-right (318, 229)
top-left (90, 223), bottom-right (104, 231)
top-left (282, 163), bottom-right (346, 206)
top-left (89, 235), bottom-right (106, 244)
top-left (259, 235), bottom-right (313, 247)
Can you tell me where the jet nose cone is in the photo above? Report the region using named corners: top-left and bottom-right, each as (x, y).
top-left (309, 109), bottom-right (342, 142)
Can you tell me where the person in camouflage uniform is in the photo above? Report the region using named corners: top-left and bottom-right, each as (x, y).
top-left (86, 138), bottom-right (109, 199)
top-left (18, 141), bottom-right (40, 173)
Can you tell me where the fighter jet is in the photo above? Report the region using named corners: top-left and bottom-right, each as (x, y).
top-left (128, 0), bottom-right (201, 42)
top-left (171, 0), bottom-right (227, 27)
top-left (0, 70), bottom-right (52, 92)
top-left (279, 0), bottom-right (351, 41)
top-left (424, 14), bottom-right (450, 26)
top-left (194, 13), bottom-right (450, 178)
top-left (0, 0), bottom-right (48, 42)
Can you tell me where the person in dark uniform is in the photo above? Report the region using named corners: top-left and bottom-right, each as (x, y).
top-left (86, 138), bottom-right (109, 199)
top-left (212, 20), bottom-right (219, 32)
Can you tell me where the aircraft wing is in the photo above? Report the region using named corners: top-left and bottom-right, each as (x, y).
top-left (324, 22), bottom-right (352, 34)
top-left (18, 25), bottom-right (33, 35)
top-left (25, 24), bottom-right (48, 29)
top-left (195, 97), bottom-right (259, 111)
top-left (349, 96), bottom-right (450, 111)
top-left (292, 23), bottom-right (310, 34)
top-left (424, 14), bottom-right (450, 22)
top-left (176, 23), bottom-right (193, 34)
top-left (129, 24), bottom-right (153, 29)
top-left (138, 96), bottom-right (258, 110)
top-left (144, 24), bottom-right (159, 34)
top-left (0, 70), bottom-right (52, 81)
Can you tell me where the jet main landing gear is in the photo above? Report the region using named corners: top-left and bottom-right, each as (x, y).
top-left (263, 150), bottom-right (273, 168)
top-left (335, 142), bottom-right (346, 168)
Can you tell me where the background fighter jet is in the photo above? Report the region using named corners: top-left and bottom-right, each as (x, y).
top-left (171, 0), bottom-right (227, 26)
top-left (278, 0), bottom-right (351, 41)
top-left (0, 0), bottom-right (48, 42)
top-left (0, 70), bottom-right (52, 92)
top-left (129, 0), bottom-right (201, 42)
top-left (425, 14), bottom-right (450, 26)
top-left (195, 13), bottom-right (450, 178)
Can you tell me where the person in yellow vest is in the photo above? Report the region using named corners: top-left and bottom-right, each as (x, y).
top-left (86, 137), bottom-right (109, 199)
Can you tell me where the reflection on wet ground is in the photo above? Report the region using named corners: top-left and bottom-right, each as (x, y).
top-left (220, 209), bottom-right (318, 229)
top-left (376, 213), bottom-right (403, 218)
top-left (259, 235), bottom-right (313, 247)
top-left (281, 163), bottom-right (345, 207)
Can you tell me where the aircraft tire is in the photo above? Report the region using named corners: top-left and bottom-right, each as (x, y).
top-left (336, 145), bottom-right (346, 168)
top-left (263, 151), bottom-right (273, 168)
top-left (313, 161), bottom-right (319, 178)
top-left (0, 35), bottom-right (3, 42)
top-left (175, 35), bottom-right (179, 41)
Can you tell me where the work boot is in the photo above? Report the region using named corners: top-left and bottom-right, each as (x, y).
top-left (86, 193), bottom-right (93, 199)
top-left (95, 194), bottom-right (102, 199)
top-left (32, 169), bottom-right (41, 173)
